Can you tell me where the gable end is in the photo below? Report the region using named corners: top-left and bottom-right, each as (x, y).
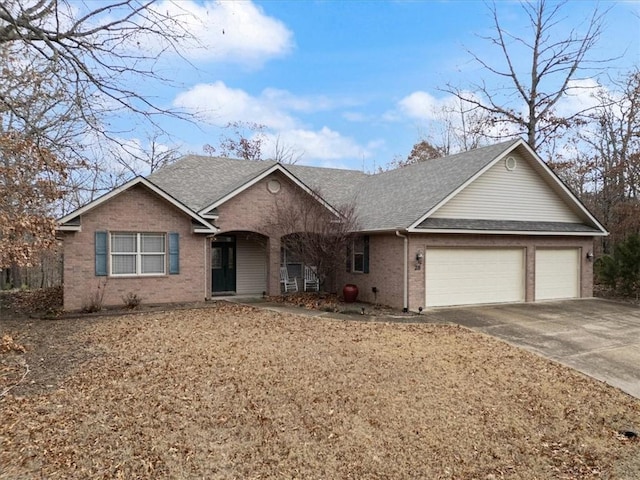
top-left (430, 152), bottom-right (583, 223)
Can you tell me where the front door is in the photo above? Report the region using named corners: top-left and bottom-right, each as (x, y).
top-left (212, 237), bottom-right (236, 294)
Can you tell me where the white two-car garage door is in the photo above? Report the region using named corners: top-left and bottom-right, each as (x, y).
top-left (425, 248), bottom-right (525, 307)
top-left (535, 248), bottom-right (580, 301)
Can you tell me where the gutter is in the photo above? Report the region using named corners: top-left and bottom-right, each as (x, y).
top-left (395, 230), bottom-right (409, 312)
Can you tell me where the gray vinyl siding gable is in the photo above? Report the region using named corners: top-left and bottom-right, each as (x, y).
top-left (431, 153), bottom-right (583, 223)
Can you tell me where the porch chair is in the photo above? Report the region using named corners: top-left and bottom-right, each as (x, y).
top-left (280, 266), bottom-right (298, 293)
top-left (303, 265), bottom-right (320, 292)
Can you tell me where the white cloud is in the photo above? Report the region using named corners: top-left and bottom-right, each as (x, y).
top-left (174, 82), bottom-right (377, 165)
top-left (397, 91), bottom-right (481, 121)
top-left (397, 91), bottom-right (441, 120)
top-left (150, 0), bottom-right (293, 66)
top-left (554, 78), bottom-right (604, 117)
top-left (261, 88), bottom-right (336, 113)
top-left (174, 81), bottom-right (297, 130)
top-left (174, 82), bottom-right (356, 129)
top-left (264, 127), bottom-right (372, 163)
top-left (400, 80), bottom-right (608, 126)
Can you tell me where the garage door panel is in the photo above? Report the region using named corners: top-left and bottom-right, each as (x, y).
top-left (535, 248), bottom-right (579, 301)
top-left (425, 248), bottom-right (525, 307)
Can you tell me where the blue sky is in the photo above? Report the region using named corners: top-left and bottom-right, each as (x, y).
top-left (124, 0), bottom-right (640, 173)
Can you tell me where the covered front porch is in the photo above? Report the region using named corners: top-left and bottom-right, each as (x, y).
top-left (208, 231), bottom-right (324, 297)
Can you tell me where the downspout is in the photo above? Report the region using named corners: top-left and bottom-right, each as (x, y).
top-left (395, 230), bottom-right (408, 312)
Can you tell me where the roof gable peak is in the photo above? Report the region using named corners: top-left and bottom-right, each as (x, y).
top-left (57, 176), bottom-right (217, 233)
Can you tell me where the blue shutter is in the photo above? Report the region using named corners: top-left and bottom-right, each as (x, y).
top-left (363, 235), bottom-right (370, 274)
top-left (95, 231), bottom-right (108, 276)
top-left (169, 232), bottom-right (179, 274)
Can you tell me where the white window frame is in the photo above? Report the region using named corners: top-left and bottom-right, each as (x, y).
top-left (110, 232), bottom-right (166, 276)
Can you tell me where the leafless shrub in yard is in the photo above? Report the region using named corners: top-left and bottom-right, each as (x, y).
top-left (81, 279), bottom-right (107, 313)
top-left (263, 186), bottom-right (359, 291)
top-left (122, 292), bottom-right (142, 310)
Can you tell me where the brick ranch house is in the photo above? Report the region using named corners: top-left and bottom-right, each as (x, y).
top-left (57, 138), bottom-right (607, 311)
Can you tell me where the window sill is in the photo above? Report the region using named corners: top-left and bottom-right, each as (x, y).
top-left (109, 273), bottom-right (167, 278)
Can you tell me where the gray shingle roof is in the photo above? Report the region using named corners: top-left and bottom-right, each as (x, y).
top-left (149, 156), bottom-right (278, 211)
top-left (416, 218), bottom-right (602, 234)
top-left (351, 139), bottom-right (520, 230)
top-left (284, 163), bottom-right (369, 208)
top-left (147, 139), bottom-right (600, 233)
top-left (148, 155), bottom-right (370, 213)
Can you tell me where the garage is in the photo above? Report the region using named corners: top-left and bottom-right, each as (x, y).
top-left (535, 248), bottom-right (580, 301)
top-left (425, 248), bottom-right (525, 307)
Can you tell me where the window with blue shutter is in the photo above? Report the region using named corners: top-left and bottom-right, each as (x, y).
top-left (169, 232), bottom-right (179, 274)
top-left (95, 231), bottom-right (108, 276)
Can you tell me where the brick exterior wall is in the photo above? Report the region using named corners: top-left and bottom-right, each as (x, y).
top-left (213, 171), bottom-right (315, 296)
top-left (62, 170), bottom-right (597, 312)
top-left (407, 234), bottom-right (594, 311)
top-left (62, 185), bottom-right (207, 311)
top-left (338, 232), bottom-right (594, 311)
top-left (337, 233), bottom-right (405, 308)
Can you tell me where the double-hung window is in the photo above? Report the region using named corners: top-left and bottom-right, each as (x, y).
top-left (347, 236), bottom-right (369, 274)
top-left (352, 237), bottom-right (365, 273)
top-left (111, 233), bottom-right (166, 275)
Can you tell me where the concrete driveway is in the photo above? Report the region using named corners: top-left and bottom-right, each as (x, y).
top-left (425, 298), bottom-right (640, 399)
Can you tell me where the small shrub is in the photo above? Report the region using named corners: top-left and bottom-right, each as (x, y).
top-left (82, 280), bottom-right (107, 313)
top-left (122, 292), bottom-right (142, 310)
top-left (596, 234), bottom-right (640, 296)
top-left (595, 255), bottom-right (619, 291)
top-left (615, 234), bottom-right (640, 295)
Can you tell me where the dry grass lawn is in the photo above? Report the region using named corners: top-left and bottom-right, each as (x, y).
top-left (1, 303), bottom-right (639, 479)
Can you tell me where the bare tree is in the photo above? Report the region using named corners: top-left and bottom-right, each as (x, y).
top-left (381, 140), bottom-right (444, 171)
top-left (407, 140), bottom-right (443, 164)
top-left (108, 131), bottom-right (182, 179)
top-left (0, 132), bottom-right (66, 269)
top-left (444, 0), bottom-right (609, 151)
top-left (57, 131), bottom-right (183, 213)
top-left (263, 187), bottom-right (358, 291)
top-left (0, 0), bottom-right (197, 268)
top-left (0, 0), bottom-right (194, 145)
top-left (384, 98), bottom-right (494, 172)
top-left (435, 100), bottom-right (491, 154)
top-left (574, 69), bottom-right (640, 249)
top-left (204, 121), bottom-right (267, 161)
top-left (272, 135), bottom-right (304, 164)
top-left (204, 121), bottom-right (304, 164)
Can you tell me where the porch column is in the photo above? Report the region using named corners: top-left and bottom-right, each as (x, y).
top-left (267, 235), bottom-right (281, 296)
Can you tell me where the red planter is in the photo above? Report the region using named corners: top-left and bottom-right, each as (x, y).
top-left (343, 284), bottom-right (359, 303)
